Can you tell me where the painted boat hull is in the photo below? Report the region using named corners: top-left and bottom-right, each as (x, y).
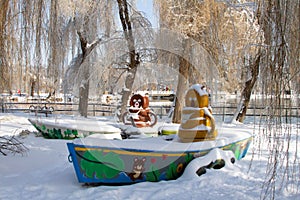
top-left (67, 127), bottom-right (252, 184)
top-left (28, 118), bottom-right (122, 139)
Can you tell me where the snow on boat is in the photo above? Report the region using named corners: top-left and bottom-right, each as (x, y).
top-left (158, 123), bottom-right (180, 135)
top-left (28, 118), bottom-right (122, 140)
top-left (67, 126), bottom-right (252, 185)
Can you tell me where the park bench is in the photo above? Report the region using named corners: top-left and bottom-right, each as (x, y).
top-left (29, 104), bottom-right (54, 117)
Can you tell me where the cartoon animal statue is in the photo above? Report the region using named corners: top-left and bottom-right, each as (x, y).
top-left (128, 93), bottom-right (152, 128)
top-left (178, 84), bottom-right (218, 142)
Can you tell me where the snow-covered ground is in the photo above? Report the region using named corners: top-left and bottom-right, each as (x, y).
top-left (0, 113), bottom-right (299, 200)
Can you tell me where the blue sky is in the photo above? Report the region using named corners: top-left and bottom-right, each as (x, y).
top-left (136, 0), bottom-right (158, 27)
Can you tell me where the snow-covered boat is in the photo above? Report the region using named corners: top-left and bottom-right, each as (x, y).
top-left (67, 126), bottom-right (252, 185)
top-left (28, 118), bottom-right (122, 140)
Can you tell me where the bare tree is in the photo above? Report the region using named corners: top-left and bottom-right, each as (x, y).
top-left (0, 0), bottom-right (9, 92)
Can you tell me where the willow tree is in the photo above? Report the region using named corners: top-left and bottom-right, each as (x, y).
top-left (21, 0), bottom-right (35, 96)
top-left (78, 33), bottom-right (102, 116)
top-left (59, 0), bottom-right (109, 117)
top-left (116, 0), bottom-right (141, 120)
top-left (256, 0), bottom-right (300, 198)
top-left (59, 0), bottom-right (151, 117)
top-left (155, 0), bottom-right (217, 123)
top-left (155, 0), bottom-right (262, 123)
top-left (112, 0), bottom-right (153, 120)
top-left (47, 0), bottom-right (61, 98)
top-left (0, 0), bottom-right (9, 92)
top-left (34, 0), bottom-right (45, 96)
top-left (1, 0), bottom-right (45, 95)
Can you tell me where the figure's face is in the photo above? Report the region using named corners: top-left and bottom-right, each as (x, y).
top-left (133, 98), bottom-right (142, 108)
top-left (185, 90), bottom-right (199, 107)
top-left (185, 89), bottom-right (209, 108)
top-left (130, 94), bottom-right (144, 108)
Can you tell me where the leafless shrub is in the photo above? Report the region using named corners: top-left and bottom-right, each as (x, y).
top-left (0, 135), bottom-right (28, 156)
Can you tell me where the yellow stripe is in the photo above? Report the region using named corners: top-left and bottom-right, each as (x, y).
top-left (74, 147), bottom-right (188, 157)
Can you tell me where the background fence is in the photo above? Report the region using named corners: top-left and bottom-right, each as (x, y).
top-left (1, 101), bottom-right (299, 123)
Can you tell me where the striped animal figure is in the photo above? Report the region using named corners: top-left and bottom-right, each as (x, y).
top-left (178, 84), bottom-right (218, 142)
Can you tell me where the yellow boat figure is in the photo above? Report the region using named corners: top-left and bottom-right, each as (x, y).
top-left (178, 84), bottom-right (218, 142)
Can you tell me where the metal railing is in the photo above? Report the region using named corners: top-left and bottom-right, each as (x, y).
top-left (1, 101), bottom-right (299, 122)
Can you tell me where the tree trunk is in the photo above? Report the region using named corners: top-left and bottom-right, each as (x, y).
top-left (77, 31), bottom-right (101, 117)
top-left (234, 54), bottom-right (260, 123)
top-left (172, 39), bottom-right (191, 123)
top-left (0, 0), bottom-right (9, 92)
top-left (30, 78), bottom-right (36, 97)
top-left (79, 74), bottom-right (90, 117)
top-left (34, 0), bottom-right (44, 96)
top-left (116, 0), bottom-right (140, 120)
top-left (47, 0), bottom-right (59, 98)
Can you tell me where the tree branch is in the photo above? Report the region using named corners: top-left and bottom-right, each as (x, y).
top-left (0, 135), bottom-right (28, 156)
